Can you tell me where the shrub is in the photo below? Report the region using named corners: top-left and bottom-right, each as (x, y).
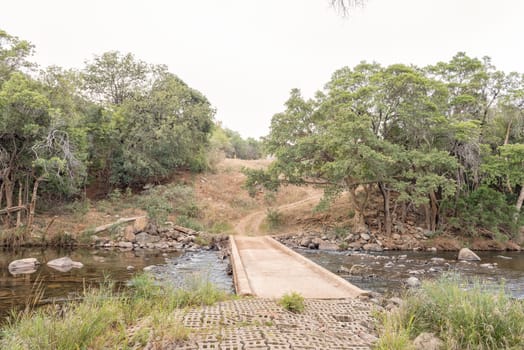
top-left (445, 186), bottom-right (523, 239)
top-left (279, 292), bottom-right (305, 313)
top-left (176, 215), bottom-right (203, 231)
top-left (138, 184), bottom-right (201, 225)
top-left (266, 208), bottom-right (283, 230)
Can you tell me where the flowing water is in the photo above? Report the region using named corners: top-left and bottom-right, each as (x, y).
top-left (1, 246), bottom-right (523, 320)
top-left (298, 249), bottom-right (524, 298)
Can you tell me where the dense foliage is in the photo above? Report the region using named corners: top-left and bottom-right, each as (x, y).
top-left (210, 123), bottom-right (263, 160)
top-left (0, 30), bottom-right (216, 230)
top-left (247, 54), bottom-right (524, 238)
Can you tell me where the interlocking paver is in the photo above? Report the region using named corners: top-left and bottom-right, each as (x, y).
top-left (158, 298), bottom-right (376, 350)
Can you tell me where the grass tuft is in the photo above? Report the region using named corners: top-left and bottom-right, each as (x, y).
top-left (279, 292), bottom-right (305, 313)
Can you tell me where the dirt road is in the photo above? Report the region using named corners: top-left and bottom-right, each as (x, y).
top-left (233, 191), bottom-right (323, 236)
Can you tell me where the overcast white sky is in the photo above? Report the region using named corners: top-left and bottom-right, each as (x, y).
top-left (1, 0), bottom-right (523, 138)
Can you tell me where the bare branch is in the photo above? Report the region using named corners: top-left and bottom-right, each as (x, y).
top-left (330, 0), bottom-right (366, 16)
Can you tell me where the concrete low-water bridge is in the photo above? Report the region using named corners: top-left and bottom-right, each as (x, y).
top-left (230, 235), bottom-right (366, 298)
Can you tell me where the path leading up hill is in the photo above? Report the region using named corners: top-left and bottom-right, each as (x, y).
top-left (233, 192), bottom-right (323, 236)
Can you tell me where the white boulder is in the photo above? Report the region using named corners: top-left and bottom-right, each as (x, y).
top-left (47, 257), bottom-right (84, 272)
top-left (458, 248), bottom-right (481, 261)
top-left (8, 258), bottom-right (40, 275)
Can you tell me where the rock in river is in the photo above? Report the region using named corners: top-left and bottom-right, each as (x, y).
top-left (458, 248), bottom-right (481, 261)
top-left (47, 257), bottom-right (84, 272)
top-left (8, 258), bottom-right (40, 275)
top-left (406, 276), bottom-right (421, 287)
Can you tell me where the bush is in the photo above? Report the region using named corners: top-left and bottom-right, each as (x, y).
top-left (445, 186), bottom-right (523, 239)
top-left (266, 208), bottom-right (283, 230)
top-left (138, 184), bottom-right (202, 225)
top-left (176, 215), bottom-right (204, 231)
top-left (375, 274), bottom-right (524, 350)
top-left (279, 292), bottom-right (305, 313)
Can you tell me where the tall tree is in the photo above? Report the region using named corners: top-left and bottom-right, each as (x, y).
top-left (82, 51), bottom-right (151, 105)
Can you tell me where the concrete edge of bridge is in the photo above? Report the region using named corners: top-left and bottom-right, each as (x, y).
top-left (263, 236), bottom-right (369, 298)
top-left (229, 235), bottom-right (254, 296)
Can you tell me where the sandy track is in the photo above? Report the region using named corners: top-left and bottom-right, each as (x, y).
top-left (233, 192), bottom-right (323, 236)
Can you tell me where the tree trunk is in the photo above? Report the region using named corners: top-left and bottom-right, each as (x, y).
top-left (16, 181), bottom-right (22, 227)
top-left (0, 182), bottom-right (4, 225)
top-left (347, 188), bottom-right (368, 234)
top-left (429, 191), bottom-right (439, 231)
top-left (378, 182), bottom-right (392, 235)
top-left (401, 201), bottom-right (407, 223)
top-left (4, 178), bottom-right (14, 227)
top-left (424, 204), bottom-right (431, 230)
top-left (26, 177), bottom-right (44, 232)
top-left (504, 118), bottom-right (513, 146)
top-left (516, 184), bottom-right (524, 214)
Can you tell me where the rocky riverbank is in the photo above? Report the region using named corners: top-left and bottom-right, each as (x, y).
top-left (89, 217), bottom-right (229, 253)
top-left (275, 228), bottom-right (522, 252)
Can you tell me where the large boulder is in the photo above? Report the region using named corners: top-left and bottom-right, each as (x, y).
top-left (458, 248), bottom-right (481, 261)
top-left (363, 243), bottom-right (383, 252)
top-left (8, 258), bottom-right (40, 275)
top-left (47, 257), bottom-right (84, 272)
top-left (133, 216), bottom-right (148, 232)
top-left (117, 241), bottom-right (134, 249)
top-left (135, 232), bottom-right (160, 244)
top-left (123, 225), bottom-right (136, 242)
top-left (299, 237), bottom-right (312, 247)
top-left (360, 233), bottom-right (371, 241)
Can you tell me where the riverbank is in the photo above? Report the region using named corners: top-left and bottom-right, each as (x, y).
top-left (275, 230), bottom-right (522, 253)
top-left (374, 274), bottom-right (524, 350)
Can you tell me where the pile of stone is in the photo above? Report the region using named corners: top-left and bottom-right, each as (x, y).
top-left (277, 231), bottom-right (386, 252)
top-left (276, 227), bottom-right (442, 252)
top-left (89, 216), bottom-right (228, 252)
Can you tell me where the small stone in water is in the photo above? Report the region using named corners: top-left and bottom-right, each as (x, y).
top-left (143, 265), bottom-right (156, 272)
top-left (407, 276), bottom-right (421, 287)
top-left (126, 265), bottom-right (135, 271)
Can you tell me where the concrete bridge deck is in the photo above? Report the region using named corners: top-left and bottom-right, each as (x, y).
top-left (230, 235), bottom-right (366, 298)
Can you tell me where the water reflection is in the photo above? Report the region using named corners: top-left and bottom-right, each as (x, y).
top-left (0, 247), bottom-right (182, 316)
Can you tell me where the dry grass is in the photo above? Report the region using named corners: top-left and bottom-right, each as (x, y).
top-left (32, 158), bottom-right (346, 240)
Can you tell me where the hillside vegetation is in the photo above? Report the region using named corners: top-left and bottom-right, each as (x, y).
top-left (246, 54), bottom-right (524, 242)
top-left (1, 28), bottom-right (523, 245)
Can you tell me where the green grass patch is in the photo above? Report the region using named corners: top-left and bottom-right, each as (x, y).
top-left (374, 274), bottom-right (524, 350)
top-left (279, 292), bottom-right (305, 313)
top-left (0, 274), bottom-right (229, 349)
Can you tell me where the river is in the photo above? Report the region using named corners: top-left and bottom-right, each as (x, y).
top-left (0, 247), bottom-right (523, 319)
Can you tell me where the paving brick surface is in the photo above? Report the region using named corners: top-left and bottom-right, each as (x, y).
top-left (165, 298), bottom-right (377, 350)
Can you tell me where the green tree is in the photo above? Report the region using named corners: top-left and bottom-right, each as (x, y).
top-left (82, 51), bottom-right (151, 105)
top-left (0, 73), bottom-right (83, 229)
top-left (110, 72), bottom-right (214, 185)
top-left (0, 29), bottom-right (35, 84)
